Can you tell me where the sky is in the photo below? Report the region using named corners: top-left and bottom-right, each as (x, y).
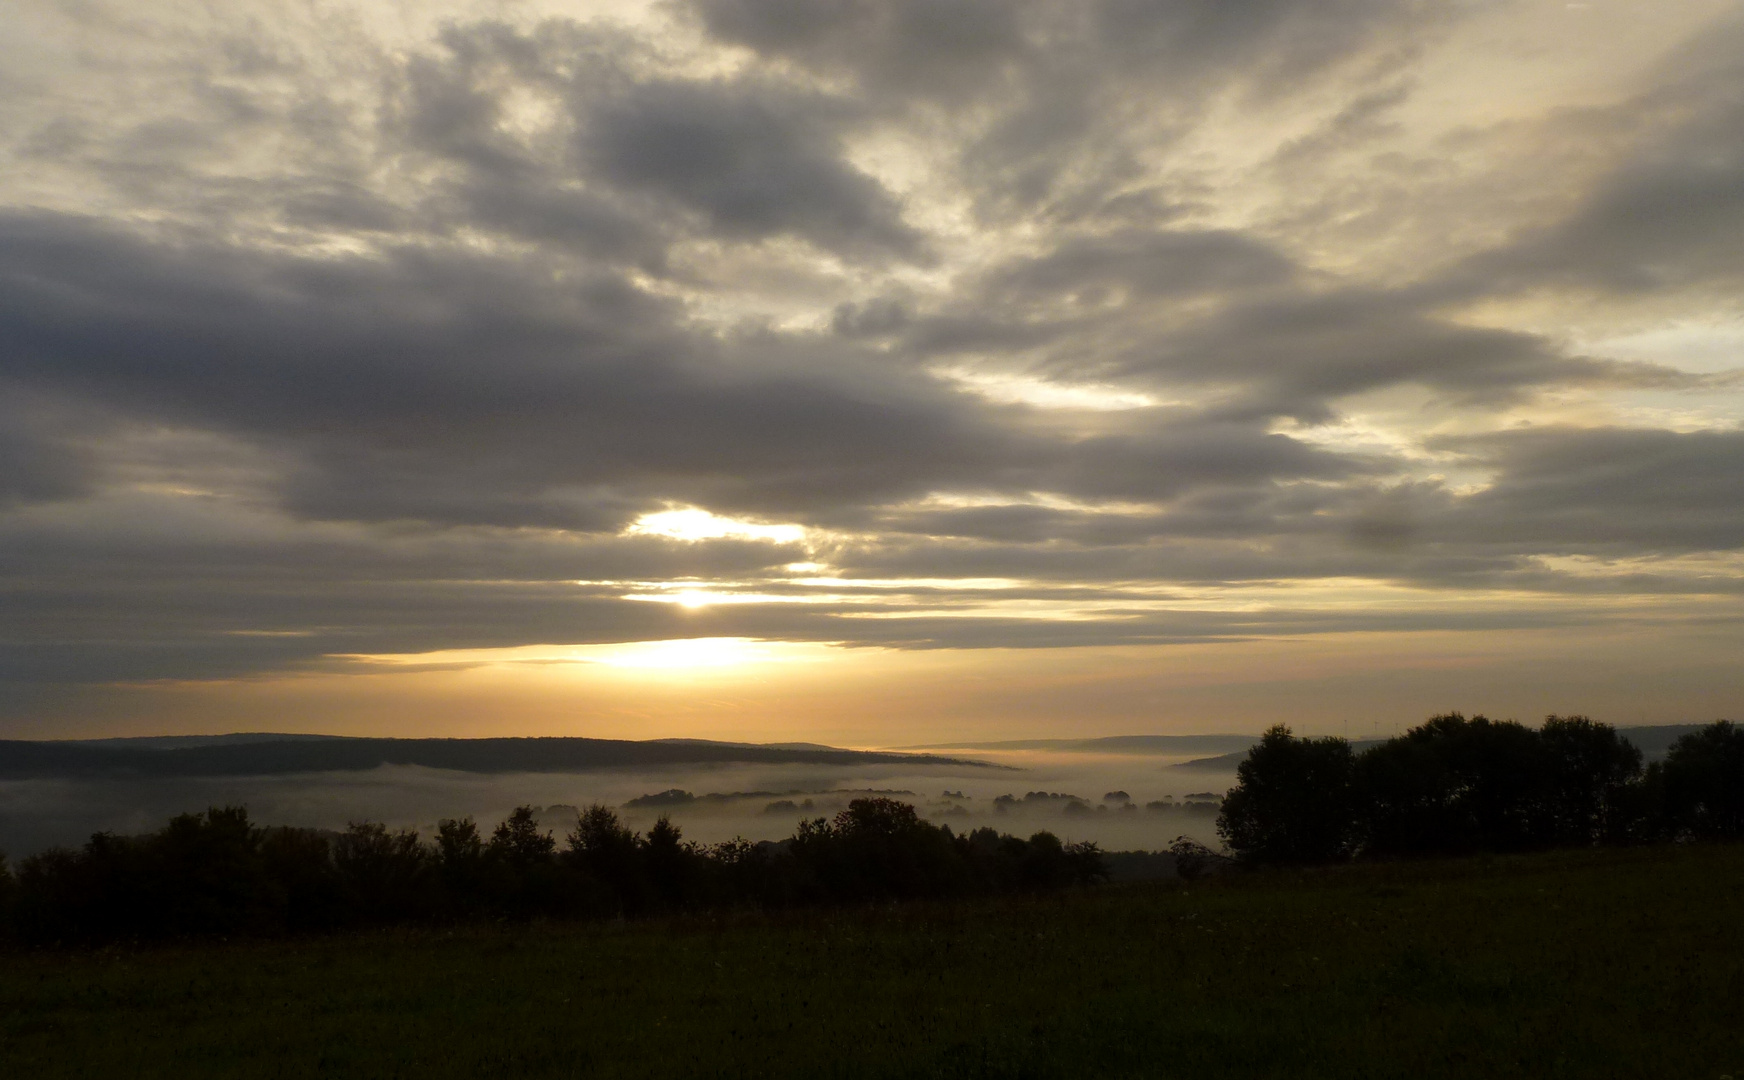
top-left (2, 0), bottom-right (1741, 744)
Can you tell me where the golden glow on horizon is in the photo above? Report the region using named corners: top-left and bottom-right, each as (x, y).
top-left (61, 623), bottom-right (1744, 746)
top-left (582, 571), bottom-right (1744, 623)
top-left (335, 637), bottom-right (846, 672)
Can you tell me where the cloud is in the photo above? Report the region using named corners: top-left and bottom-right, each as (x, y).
top-left (1442, 19), bottom-right (1744, 299)
top-left (0, 389), bottom-right (98, 510)
top-left (1431, 426), bottom-right (1744, 553)
top-left (0, 0), bottom-right (1741, 711)
top-left (689, 0), bottom-right (1029, 102)
top-left (581, 77), bottom-right (923, 259)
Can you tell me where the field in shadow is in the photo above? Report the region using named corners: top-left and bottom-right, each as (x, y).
top-left (3, 842), bottom-right (1739, 1078)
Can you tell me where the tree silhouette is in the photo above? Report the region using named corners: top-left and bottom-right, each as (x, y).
top-left (259, 825), bottom-right (342, 931)
top-left (1662, 720), bottom-right (1744, 839)
top-left (643, 815), bottom-right (697, 909)
top-left (149, 807), bottom-right (274, 935)
top-left (333, 821), bottom-right (428, 923)
top-left (491, 806), bottom-right (556, 867)
top-left (791, 797), bottom-right (969, 901)
top-left (1217, 725), bottom-right (1357, 864)
top-left (0, 851), bottom-right (13, 925)
top-left (1539, 715), bottom-right (1643, 844)
top-left (430, 817), bottom-right (487, 917)
top-left (1357, 714), bottom-right (1555, 856)
top-left (437, 817), bottom-right (484, 865)
top-left (565, 804), bottom-right (645, 913)
top-left (479, 806), bottom-right (560, 917)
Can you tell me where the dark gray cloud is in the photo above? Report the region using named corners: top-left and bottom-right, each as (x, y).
top-left (0, 390), bottom-right (98, 510)
top-left (688, 0), bottom-right (1438, 225)
top-left (910, 230), bottom-right (1690, 422)
top-left (984, 228), bottom-right (1296, 304)
top-left (1430, 426), bottom-right (1744, 553)
top-left (0, 210), bottom-right (1006, 528)
top-left (690, 0), bottom-right (1029, 102)
top-left (583, 79), bottom-right (921, 259)
top-left (390, 21), bottom-right (921, 262)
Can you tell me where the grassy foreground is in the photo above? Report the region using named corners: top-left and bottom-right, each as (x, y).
top-left (3, 844), bottom-right (1741, 1079)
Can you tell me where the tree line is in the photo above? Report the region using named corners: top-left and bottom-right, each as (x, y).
top-left (1218, 716), bottom-right (1744, 865)
top-left (0, 798), bottom-right (1105, 945)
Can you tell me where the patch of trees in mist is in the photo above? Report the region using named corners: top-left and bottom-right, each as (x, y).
top-left (0, 798), bottom-right (1106, 946)
top-left (1219, 717), bottom-right (1744, 865)
top-left (990, 791), bottom-right (1220, 817)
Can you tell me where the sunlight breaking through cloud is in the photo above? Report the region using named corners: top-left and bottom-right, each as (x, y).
top-left (624, 508), bottom-right (809, 545)
top-left (337, 637), bottom-right (844, 672)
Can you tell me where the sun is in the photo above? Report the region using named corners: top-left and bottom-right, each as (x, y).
top-left (624, 507), bottom-right (806, 544)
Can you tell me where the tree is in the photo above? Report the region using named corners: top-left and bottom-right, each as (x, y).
top-left (259, 826), bottom-right (341, 932)
top-left (0, 850), bottom-right (14, 933)
top-left (565, 804), bottom-right (636, 869)
top-left (477, 806), bottom-right (563, 917)
top-left (437, 817), bottom-right (485, 865)
top-left (564, 804), bottom-right (646, 914)
top-left (1356, 714), bottom-right (1555, 856)
top-left (1539, 716), bottom-right (1643, 844)
top-left (1218, 725), bottom-right (1357, 864)
top-left (433, 817), bottom-right (487, 915)
top-left (791, 797), bottom-right (965, 901)
top-left (332, 821), bottom-right (429, 923)
top-left (1661, 720), bottom-right (1744, 839)
top-left (492, 806), bottom-right (557, 868)
top-left (151, 806), bottom-right (275, 936)
top-left (643, 815), bottom-right (697, 909)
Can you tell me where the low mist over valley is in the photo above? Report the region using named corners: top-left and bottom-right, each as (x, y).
top-left (0, 733), bottom-right (1249, 856)
top-left (1, 725), bottom-right (1710, 857)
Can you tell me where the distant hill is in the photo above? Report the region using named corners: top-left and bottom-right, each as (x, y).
top-left (1169, 751), bottom-right (1250, 772)
top-left (1613, 724), bottom-right (1713, 760)
top-left (0, 736), bottom-right (997, 780)
top-left (62, 732), bottom-right (364, 750)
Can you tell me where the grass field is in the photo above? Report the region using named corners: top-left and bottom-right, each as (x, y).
top-left (3, 843), bottom-right (1741, 1078)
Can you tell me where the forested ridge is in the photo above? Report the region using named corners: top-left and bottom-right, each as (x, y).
top-left (0, 736), bottom-right (988, 780)
top-left (0, 798), bottom-right (1103, 945)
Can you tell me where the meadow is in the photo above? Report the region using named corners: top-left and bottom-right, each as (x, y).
top-left (2, 842), bottom-right (1739, 1079)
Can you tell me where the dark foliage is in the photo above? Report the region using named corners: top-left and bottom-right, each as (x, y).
top-left (1357, 714), bottom-right (1562, 856)
top-left (334, 822), bottom-right (430, 923)
top-left (1167, 836), bottom-right (1233, 881)
top-left (1661, 720), bottom-right (1744, 839)
top-left (1219, 716), bottom-right (1735, 865)
top-left (1540, 715), bottom-right (1644, 844)
top-left (0, 852), bottom-right (12, 927)
top-left (790, 798), bottom-right (965, 901)
top-left (2, 798), bottom-right (1104, 946)
top-left (1218, 726), bottom-right (1358, 864)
